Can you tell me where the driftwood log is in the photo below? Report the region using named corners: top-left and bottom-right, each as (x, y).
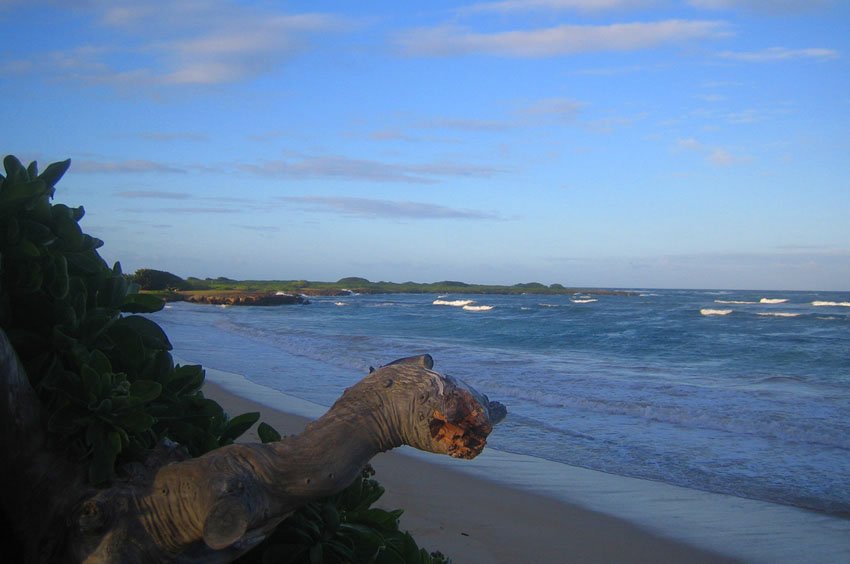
top-left (0, 329), bottom-right (506, 562)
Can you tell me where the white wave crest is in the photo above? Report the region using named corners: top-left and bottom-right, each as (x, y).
top-left (463, 304), bottom-right (493, 312)
top-left (715, 300), bottom-right (756, 304)
top-left (433, 299), bottom-right (474, 307)
top-left (757, 312), bottom-right (800, 318)
top-left (759, 298), bottom-right (788, 304)
top-left (571, 298), bottom-right (597, 304)
top-left (334, 301), bottom-right (348, 307)
top-left (812, 301), bottom-right (850, 307)
top-left (700, 308), bottom-right (732, 316)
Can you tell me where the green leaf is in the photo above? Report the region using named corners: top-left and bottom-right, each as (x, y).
top-left (38, 158), bottom-right (71, 189)
top-left (257, 422), bottom-right (281, 443)
top-left (89, 429), bottom-right (122, 484)
top-left (113, 315), bottom-right (172, 351)
top-left (129, 380), bottom-right (162, 403)
top-left (0, 179), bottom-right (47, 208)
top-left (88, 350), bottom-right (113, 375)
top-left (219, 411), bottom-right (260, 443)
top-left (121, 292), bottom-right (165, 313)
top-left (115, 410), bottom-right (155, 432)
top-left (3, 155), bottom-right (26, 181)
top-left (167, 364), bottom-right (205, 394)
top-left (81, 365), bottom-right (103, 398)
top-left (46, 254), bottom-right (69, 299)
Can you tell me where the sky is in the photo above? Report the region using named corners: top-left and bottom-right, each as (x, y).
top-left (2, 0), bottom-right (848, 290)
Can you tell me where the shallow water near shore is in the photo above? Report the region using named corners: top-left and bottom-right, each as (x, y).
top-left (155, 289), bottom-right (850, 560)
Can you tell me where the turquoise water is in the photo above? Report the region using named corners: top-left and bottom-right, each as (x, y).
top-left (153, 289), bottom-right (850, 517)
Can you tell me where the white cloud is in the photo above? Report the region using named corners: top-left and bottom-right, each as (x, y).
top-left (238, 155), bottom-right (501, 184)
top-left (15, 1), bottom-right (350, 87)
top-left (676, 138), bottom-right (749, 166)
top-left (117, 191), bottom-right (191, 199)
top-left (396, 20), bottom-right (729, 58)
top-left (461, 0), bottom-right (656, 14)
top-left (688, 0), bottom-right (833, 13)
top-left (521, 97), bottom-right (585, 119)
top-left (280, 196), bottom-right (500, 220)
top-left (718, 47), bottom-right (839, 62)
top-left (75, 159), bottom-right (186, 173)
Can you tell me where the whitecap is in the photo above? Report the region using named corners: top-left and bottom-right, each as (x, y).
top-left (571, 299), bottom-right (598, 304)
top-left (812, 301), bottom-right (850, 307)
top-left (759, 298), bottom-right (788, 304)
top-left (757, 312), bottom-right (800, 318)
top-left (433, 299), bottom-right (474, 307)
top-left (334, 301), bottom-right (348, 307)
top-left (700, 308), bottom-right (732, 316)
top-left (715, 300), bottom-right (757, 305)
top-left (463, 304), bottom-right (493, 312)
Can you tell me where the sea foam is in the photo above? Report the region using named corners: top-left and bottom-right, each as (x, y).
top-left (701, 308), bottom-right (732, 316)
top-left (760, 298), bottom-right (788, 304)
top-left (463, 304), bottom-right (494, 312)
top-left (715, 300), bottom-right (757, 305)
top-left (812, 301), bottom-right (850, 307)
top-left (758, 312), bottom-right (800, 318)
top-left (571, 298), bottom-right (598, 304)
top-left (433, 299), bottom-right (474, 307)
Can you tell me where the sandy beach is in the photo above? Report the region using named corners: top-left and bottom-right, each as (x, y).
top-left (203, 378), bottom-right (734, 563)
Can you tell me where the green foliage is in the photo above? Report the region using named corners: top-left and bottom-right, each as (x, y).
top-left (131, 268), bottom-right (190, 291)
top-left (237, 466), bottom-right (450, 564)
top-left (0, 155), bottom-right (264, 484)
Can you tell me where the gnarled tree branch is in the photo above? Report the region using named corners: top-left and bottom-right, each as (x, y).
top-left (0, 332), bottom-right (505, 563)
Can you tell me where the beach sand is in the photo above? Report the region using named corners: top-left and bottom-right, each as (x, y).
top-left (203, 379), bottom-right (734, 563)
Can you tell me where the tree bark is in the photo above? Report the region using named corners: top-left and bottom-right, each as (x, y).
top-left (0, 330), bottom-right (505, 563)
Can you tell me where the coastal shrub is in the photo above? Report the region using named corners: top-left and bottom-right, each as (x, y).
top-left (131, 267), bottom-right (190, 291)
top-left (0, 155), bottom-right (447, 561)
top-left (238, 466), bottom-right (450, 564)
top-left (0, 155), bottom-right (261, 483)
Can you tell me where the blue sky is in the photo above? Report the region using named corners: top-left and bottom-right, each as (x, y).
top-left (2, 0), bottom-right (848, 290)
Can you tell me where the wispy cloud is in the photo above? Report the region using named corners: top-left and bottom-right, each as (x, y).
top-left (676, 137), bottom-right (750, 166)
top-left (117, 190), bottom-right (192, 199)
top-left (135, 132), bottom-right (208, 142)
top-left (238, 155), bottom-right (502, 184)
top-left (232, 224), bottom-right (281, 232)
top-left (17, 1), bottom-right (351, 87)
top-left (718, 47), bottom-right (839, 62)
top-left (688, 0), bottom-right (833, 13)
top-left (75, 159), bottom-right (186, 173)
top-left (120, 207), bottom-right (240, 214)
top-left (281, 196), bottom-right (501, 220)
top-left (520, 97), bottom-right (585, 120)
top-left (460, 0), bottom-right (656, 14)
top-left (396, 20), bottom-right (729, 58)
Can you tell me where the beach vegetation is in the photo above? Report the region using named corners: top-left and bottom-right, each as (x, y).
top-left (131, 268), bottom-right (190, 291)
top-left (0, 154), bottom-right (450, 561)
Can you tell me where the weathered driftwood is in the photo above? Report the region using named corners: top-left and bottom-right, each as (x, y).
top-left (0, 329), bottom-right (505, 563)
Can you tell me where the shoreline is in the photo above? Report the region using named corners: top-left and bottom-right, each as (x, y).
top-left (200, 366), bottom-right (734, 563)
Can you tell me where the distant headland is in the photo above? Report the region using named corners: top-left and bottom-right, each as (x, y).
top-left (132, 269), bottom-right (635, 306)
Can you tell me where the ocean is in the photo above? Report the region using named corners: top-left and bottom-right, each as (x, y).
top-left (152, 289), bottom-right (850, 539)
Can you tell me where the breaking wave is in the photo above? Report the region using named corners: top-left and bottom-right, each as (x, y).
top-left (715, 300), bottom-right (757, 304)
top-left (701, 308), bottom-right (732, 316)
top-left (463, 304), bottom-right (493, 312)
top-left (758, 312), bottom-right (800, 318)
top-left (433, 299), bottom-right (474, 307)
top-left (571, 298), bottom-right (598, 304)
top-left (813, 301), bottom-right (850, 307)
top-left (760, 298), bottom-right (788, 304)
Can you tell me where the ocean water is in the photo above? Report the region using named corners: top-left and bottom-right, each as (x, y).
top-left (152, 289), bottom-right (850, 518)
